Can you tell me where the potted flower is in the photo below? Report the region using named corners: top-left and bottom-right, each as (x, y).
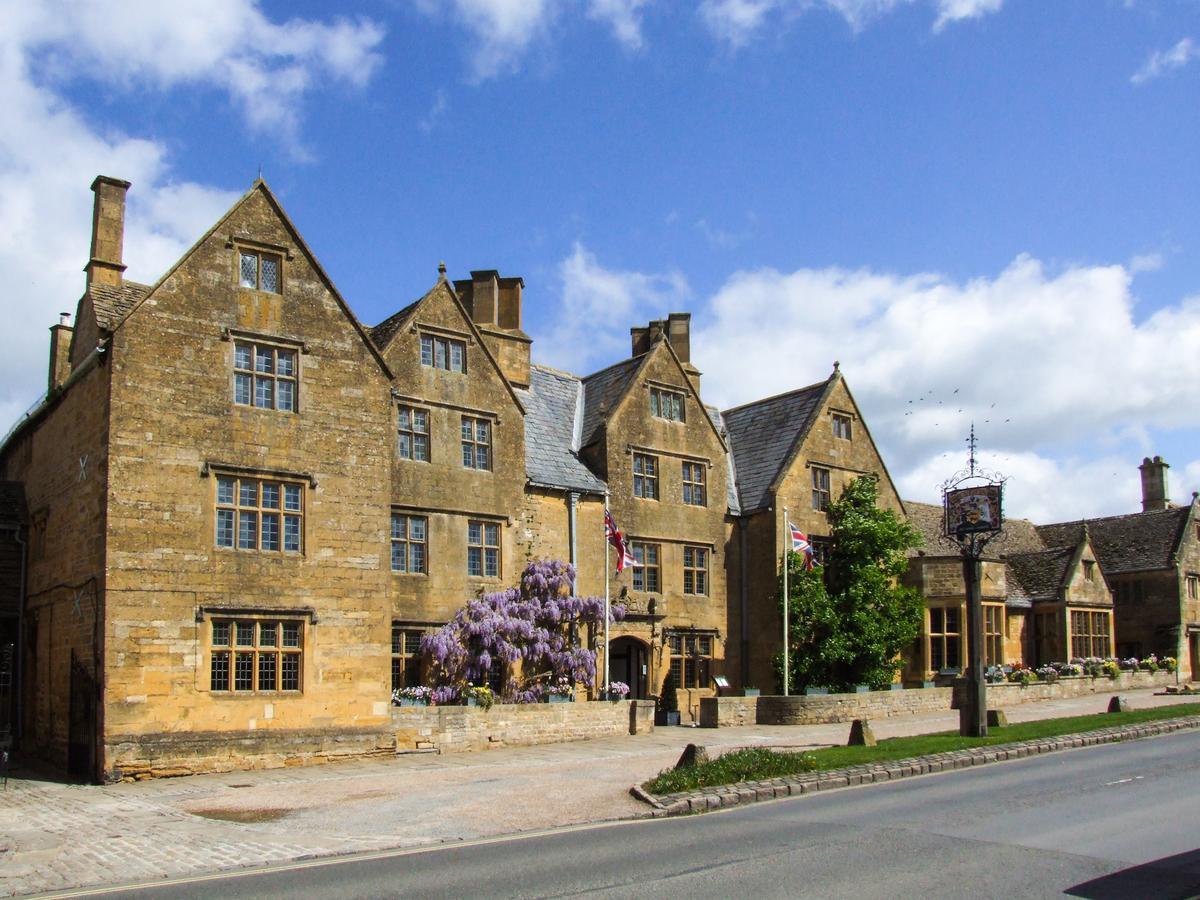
top-left (743, 686), bottom-right (761, 698)
top-left (547, 676), bottom-right (574, 703)
top-left (465, 684), bottom-right (494, 710)
top-left (607, 681), bottom-right (630, 701)
top-left (392, 685), bottom-right (433, 707)
top-left (655, 671), bottom-right (681, 726)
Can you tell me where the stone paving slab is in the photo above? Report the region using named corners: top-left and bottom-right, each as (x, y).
top-left (0, 688), bottom-right (1194, 897)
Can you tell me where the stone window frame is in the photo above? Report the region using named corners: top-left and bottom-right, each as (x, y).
top-left (1082, 560), bottom-right (1096, 582)
top-left (631, 541), bottom-right (660, 593)
top-left (831, 412), bottom-right (853, 440)
top-left (683, 545), bottom-right (708, 595)
top-left (681, 461), bottom-right (706, 507)
top-left (391, 623), bottom-right (429, 692)
top-left (811, 465), bottom-right (832, 512)
top-left (633, 452), bottom-right (659, 501)
top-left (810, 537), bottom-right (833, 567)
top-left (927, 603), bottom-right (963, 672)
top-left (233, 337), bottom-right (299, 413)
top-left (668, 631), bottom-right (713, 689)
top-left (467, 519), bottom-right (501, 578)
top-left (215, 474), bottom-right (304, 554)
top-left (236, 247), bottom-right (283, 294)
top-left (420, 333), bottom-right (467, 373)
top-left (1187, 574), bottom-right (1199, 601)
top-left (983, 603), bottom-right (1004, 666)
top-left (1070, 609), bottom-right (1111, 659)
top-left (398, 405), bottom-right (431, 462)
top-left (650, 386), bottom-right (685, 423)
top-left (461, 416), bottom-right (492, 471)
top-left (391, 512), bottom-right (428, 574)
top-left (209, 616), bottom-right (304, 694)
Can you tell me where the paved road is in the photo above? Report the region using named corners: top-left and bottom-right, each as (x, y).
top-left (78, 728), bottom-right (1200, 900)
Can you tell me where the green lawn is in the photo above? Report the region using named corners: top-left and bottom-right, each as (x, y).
top-left (644, 702), bottom-right (1200, 795)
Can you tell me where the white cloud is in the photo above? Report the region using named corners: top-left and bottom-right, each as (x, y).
top-left (932, 0), bottom-right (1003, 32)
top-left (1132, 37), bottom-right (1198, 85)
top-left (417, 0), bottom-right (557, 80)
top-left (537, 246), bottom-right (1200, 520)
top-left (533, 243), bottom-right (689, 373)
top-left (588, 0), bottom-right (651, 50)
top-left (419, 88), bottom-right (450, 134)
top-left (1129, 251), bottom-right (1164, 274)
top-left (698, 0), bottom-right (1002, 44)
top-left (0, 2), bottom-right (385, 437)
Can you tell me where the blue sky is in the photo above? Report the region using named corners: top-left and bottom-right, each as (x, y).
top-left (3, 0), bottom-right (1199, 521)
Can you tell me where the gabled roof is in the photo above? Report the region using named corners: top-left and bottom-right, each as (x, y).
top-left (903, 500), bottom-right (1047, 558)
top-left (516, 366), bottom-right (607, 495)
top-left (1038, 506), bottom-right (1191, 574)
top-left (706, 405), bottom-right (740, 515)
top-left (722, 378), bottom-right (829, 514)
top-left (0, 481), bottom-right (26, 529)
top-left (370, 296), bottom-right (423, 350)
top-left (88, 281), bottom-right (150, 330)
top-left (580, 356), bottom-right (644, 449)
top-left (1006, 546), bottom-right (1075, 603)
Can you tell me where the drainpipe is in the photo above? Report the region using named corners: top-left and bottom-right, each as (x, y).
top-left (739, 518), bottom-right (749, 687)
top-left (567, 492), bottom-right (579, 592)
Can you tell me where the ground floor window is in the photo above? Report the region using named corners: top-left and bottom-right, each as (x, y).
top-left (983, 604), bottom-right (1004, 666)
top-left (1070, 609), bottom-right (1111, 659)
top-left (210, 618), bottom-right (302, 693)
top-left (928, 605), bottom-right (962, 671)
top-left (668, 631), bottom-right (713, 689)
top-left (391, 624), bottom-right (426, 692)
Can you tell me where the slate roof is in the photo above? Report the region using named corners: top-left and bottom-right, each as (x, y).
top-left (1038, 506), bottom-right (1190, 574)
top-left (722, 380), bottom-right (829, 514)
top-left (579, 356), bottom-right (643, 449)
top-left (89, 281), bottom-right (149, 330)
top-left (370, 296), bottom-right (423, 350)
top-left (706, 405), bottom-right (740, 515)
top-left (0, 482), bottom-right (25, 528)
top-left (517, 366), bottom-right (607, 494)
top-left (1006, 547), bottom-right (1075, 603)
top-left (903, 500), bottom-right (1047, 558)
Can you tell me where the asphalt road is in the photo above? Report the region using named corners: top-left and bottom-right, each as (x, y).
top-left (76, 729), bottom-right (1200, 900)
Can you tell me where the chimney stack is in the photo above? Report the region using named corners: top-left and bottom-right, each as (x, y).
top-left (452, 268), bottom-right (530, 388)
top-left (1139, 456), bottom-right (1170, 511)
top-left (85, 176), bottom-right (130, 289)
top-left (48, 312), bottom-right (73, 391)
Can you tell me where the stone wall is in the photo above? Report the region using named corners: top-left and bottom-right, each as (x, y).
top-left (700, 670), bottom-right (1180, 727)
top-left (392, 699), bottom-right (655, 753)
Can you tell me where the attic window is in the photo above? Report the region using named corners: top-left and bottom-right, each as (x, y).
top-left (832, 413), bottom-right (853, 440)
top-left (1083, 560), bottom-right (1095, 582)
top-left (650, 387), bottom-right (685, 422)
top-left (239, 250), bottom-right (281, 293)
top-left (421, 334), bottom-right (465, 373)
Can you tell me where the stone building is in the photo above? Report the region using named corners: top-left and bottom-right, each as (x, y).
top-left (0, 176), bottom-right (907, 779)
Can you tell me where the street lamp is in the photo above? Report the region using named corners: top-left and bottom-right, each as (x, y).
top-left (942, 425), bottom-right (1005, 738)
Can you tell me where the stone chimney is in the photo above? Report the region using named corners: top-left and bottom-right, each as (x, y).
top-left (85, 176), bottom-right (130, 289)
top-left (48, 312), bottom-right (73, 391)
top-left (631, 313), bottom-right (701, 391)
top-left (453, 269), bottom-right (530, 388)
top-left (1139, 456), bottom-right (1170, 511)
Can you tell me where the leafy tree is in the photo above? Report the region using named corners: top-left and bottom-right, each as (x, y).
top-left (422, 559), bottom-right (624, 703)
top-left (775, 475), bottom-right (923, 692)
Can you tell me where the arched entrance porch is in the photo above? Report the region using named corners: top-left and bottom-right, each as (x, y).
top-left (608, 636), bottom-right (650, 699)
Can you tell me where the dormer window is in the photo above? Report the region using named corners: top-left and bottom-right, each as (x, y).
top-left (239, 250), bottom-right (281, 293)
top-left (420, 334), bottom-right (465, 372)
top-left (1083, 560), bottom-right (1095, 582)
top-left (832, 413), bottom-right (853, 440)
top-left (650, 387), bottom-right (685, 422)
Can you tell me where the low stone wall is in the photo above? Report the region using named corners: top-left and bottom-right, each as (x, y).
top-left (105, 726), bottom-right (398, 782)
top-left (959, 670), bottom-right (1177, 709)
top-left (392, 699), bottom-right (655, 753)
top-left (699, 671), bottom-right (1181, 728)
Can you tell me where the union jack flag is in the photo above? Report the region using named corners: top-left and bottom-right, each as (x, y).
top-left (605, 509), bottom-right (635, 572)
top-left (788, 521), bottom-right (815, 571)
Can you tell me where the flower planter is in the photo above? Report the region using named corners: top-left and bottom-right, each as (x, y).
top-left (889, 683), bottom-right (904, 691)
top-left (398, 698), bottom-right (426, 708)
top-left (655, 710), bottom-right (682, 726)
top-left (804, 687), bottom-right (829, 696)
top-left (547, 694), bottom-right (573, 704)
top-left (922, 681), bottom-right (936, 689)
top-left (465, 697), bottom-right (478, 707)
top-left (743, 688), bottom-right (761, 697)
top-left (853, 685), bottom-right (871, 693)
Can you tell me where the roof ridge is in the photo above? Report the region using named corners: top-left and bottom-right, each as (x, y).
top-left (722, 376), bottom-right (831, 416)
top-left (580, 354), bottom-right (645, 382)
top-left (531, 363), bottom-right (582, 381)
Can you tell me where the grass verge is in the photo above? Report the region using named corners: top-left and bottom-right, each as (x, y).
top-left (644, 702), bottom-right (1200, 795)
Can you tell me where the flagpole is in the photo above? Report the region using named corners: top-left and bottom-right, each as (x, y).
top-left (603, 493), bottom-right (610, 695)
top-left (782, 506), bottom-right (789, 698)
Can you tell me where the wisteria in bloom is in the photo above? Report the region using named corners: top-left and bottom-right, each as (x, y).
top-left (420, 559), bottom-right (624, 703)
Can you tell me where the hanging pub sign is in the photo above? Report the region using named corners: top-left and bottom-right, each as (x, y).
top-left (944, 483), bottom-right (1003, 537)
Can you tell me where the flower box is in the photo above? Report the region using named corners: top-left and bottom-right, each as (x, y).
top-left (743, 688), bottom-right (761, 697)
top-left (804, 686), bottom-right (829, 696)
top-left (889, 683), bottom-right (904, 691)
top-left (853, 684), bottom-right (871, 693)
top-left (655, 710), bottom-right (681, 726)
top-left (398, 698), bottom-right (426, 708)
top-left (547, 693), bottom-right (573, 704)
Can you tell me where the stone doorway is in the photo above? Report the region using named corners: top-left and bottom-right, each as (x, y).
top-left (608, 636), bottom-right (649, 699)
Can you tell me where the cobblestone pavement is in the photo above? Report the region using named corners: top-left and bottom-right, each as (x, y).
top-left (1, 689), bottom-right (1194, 897)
